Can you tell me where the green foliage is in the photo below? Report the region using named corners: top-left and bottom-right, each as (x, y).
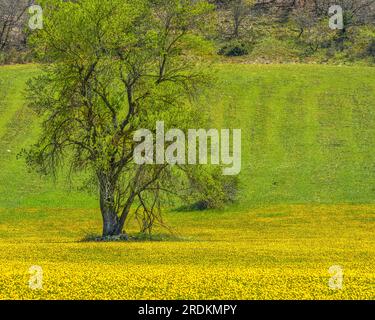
top-left (23, 0), bottom-right (235, 236)
top-left (179, 166), bottom-right (238, 210)
top-left (351, 26), bottom-right (375, 60)
top-left (218, 39), bottom-right (249, 56)
top-left (368, 39), bottom-right (375, 57)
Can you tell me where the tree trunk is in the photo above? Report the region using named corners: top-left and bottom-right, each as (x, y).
top-left (99, 174), bottom-right (121, 237)
top-left (101, 203), bottom-right (120, 237)
top-left (98, 171), bottom-right (137, 238)
top-left (233, 15), bottom-right (240, 38)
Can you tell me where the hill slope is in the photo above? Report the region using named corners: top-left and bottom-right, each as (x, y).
top-left (0, 64), bottom-right (374, 209)
top-left (215, 64), bottom-right (375, 207)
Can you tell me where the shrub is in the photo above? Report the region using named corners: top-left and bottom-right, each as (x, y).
top-left (218, 40), bottom-right (249, 56)
top-left (366, 39), bottom-right (375, 57)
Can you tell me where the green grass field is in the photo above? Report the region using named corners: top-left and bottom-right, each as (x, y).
top-left (0, 64), bottom-right (374, 299)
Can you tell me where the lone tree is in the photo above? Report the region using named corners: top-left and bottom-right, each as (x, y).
top-left (25, 0), bottom-right (235, 238)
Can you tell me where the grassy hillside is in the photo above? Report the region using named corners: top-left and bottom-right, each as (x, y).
top-left (0, 65), bottom-right (95, 209)
top-left (215, 64), bottom-right (375, 207)
top-left (0, 64), bottom-right (374, 299)
top-left (0, 64), bottom-right (374, 209)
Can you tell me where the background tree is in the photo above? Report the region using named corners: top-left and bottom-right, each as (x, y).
top-left (0, 0), bottom-right (35, 51)
top-left (216, 0), bottom-right (256, 39)
top-left (25, 0), bottom-right (235, 238)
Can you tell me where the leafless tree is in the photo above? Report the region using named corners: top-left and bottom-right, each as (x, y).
top-left (216, 0), bottom-right (256, 39)
top-left (254, 0), bottom-right (375, 24)
top-left (0, 0), bottom-right (34, 51)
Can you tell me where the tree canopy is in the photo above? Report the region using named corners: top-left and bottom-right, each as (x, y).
top-left (25, 0), bottom-right (236, 238)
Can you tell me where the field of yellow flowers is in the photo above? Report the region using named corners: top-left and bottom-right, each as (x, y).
top-left (0, 205), bottom-right (373, 300)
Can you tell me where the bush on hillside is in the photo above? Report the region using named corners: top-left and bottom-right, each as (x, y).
top-left (218, 40), bottom-right (250, 56)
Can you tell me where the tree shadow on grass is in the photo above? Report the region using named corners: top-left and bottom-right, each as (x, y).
top-left (80, 232), bottom-right (193, 243)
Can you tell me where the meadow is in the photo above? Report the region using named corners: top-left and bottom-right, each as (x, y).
top-left (0, 64), bottom-right (374, 299)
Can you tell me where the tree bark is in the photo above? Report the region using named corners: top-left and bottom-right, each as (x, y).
top-left (115, 192), bottom-right (136, 235)
top-left (101, 203), bottom-right (120, 237)
top-left (99, 174), bottom-right (121, 237)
